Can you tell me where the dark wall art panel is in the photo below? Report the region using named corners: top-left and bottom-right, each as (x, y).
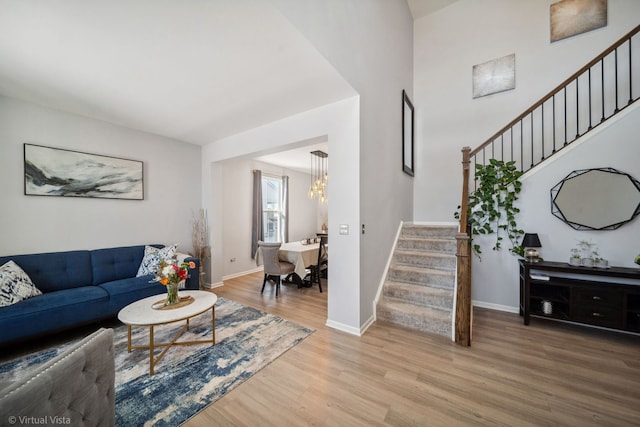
top-left (24, 144), bottom-right (144, 200)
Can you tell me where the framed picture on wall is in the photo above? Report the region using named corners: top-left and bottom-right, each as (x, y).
top-left (402, 90), bottom-right (414, 177)
top-left (24, 143), bottom-right (144, 200)
top-left (472, 53), bottom-right (516, 98)
top-left (550, 0), bottom-right (607, 43)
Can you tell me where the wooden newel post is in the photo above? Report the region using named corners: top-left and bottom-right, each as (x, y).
top-left (458, 147), bottom-right (471, 234)
top-left (455, 147), bottom-right (472, 346)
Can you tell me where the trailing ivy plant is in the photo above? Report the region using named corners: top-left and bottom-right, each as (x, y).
top-left (455, 159), bottom-right (525, 258)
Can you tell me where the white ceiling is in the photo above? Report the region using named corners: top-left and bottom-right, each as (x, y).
top-left (0, 1), bottom-right (455, 173)
top-left (254, 142), bottom-right (328, 174)
top-left (0, 0), bottom-right (355, 147)
top-left (407, 0), bottom-right (460, 19)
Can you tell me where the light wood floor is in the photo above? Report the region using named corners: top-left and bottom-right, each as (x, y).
top-left (185, 272), bottom-right (640, 427)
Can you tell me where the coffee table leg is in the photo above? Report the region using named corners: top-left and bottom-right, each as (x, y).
top-left (149, 325), bottom-right (155, 376)
top-left (127, 325), bottom-right (132, 353)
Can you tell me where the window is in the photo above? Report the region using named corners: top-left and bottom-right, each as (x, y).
top-left (262, 175), bottom-right (285, 242)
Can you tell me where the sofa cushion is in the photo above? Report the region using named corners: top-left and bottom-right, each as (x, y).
top-left (0, 287), bottom-right (110, 344)
top-left (91, 245), bottom-right (161, 286)
top-left (0, 261), bottom-right (42, 307)
top-left (136, 244), bottom-right (177, 277)
top-left (0, 251), bottom-right (92, 293)
top-left (99, 275), bottom-right (166, 313)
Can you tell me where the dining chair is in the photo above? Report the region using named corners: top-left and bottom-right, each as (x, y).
top-left (308, 235), bottom-right (328, 293)
top-left (257, 241), bottom-right (295, 297)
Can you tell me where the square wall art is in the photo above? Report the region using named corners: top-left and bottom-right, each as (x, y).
top-left (551, 0), bottom-right (607, 43)
top-left (472, 53), bottom-right (516, 99)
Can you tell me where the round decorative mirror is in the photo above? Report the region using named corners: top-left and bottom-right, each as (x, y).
top-left (550, 167), bottom-right (640, 230)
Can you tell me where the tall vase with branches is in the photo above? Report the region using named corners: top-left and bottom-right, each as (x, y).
top-left (191, 208), bottom-right (210, 286)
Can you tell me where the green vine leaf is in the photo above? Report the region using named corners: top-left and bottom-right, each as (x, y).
top-left (454, 159), bottom-right (524, 259)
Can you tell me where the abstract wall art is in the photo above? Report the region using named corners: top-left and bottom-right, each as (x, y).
top-left (24, 144), bottom-right (144, 200)
top-left (472, 53), bottom-right (516, 99)
top-left (550, 0), bottom-right (607, 43)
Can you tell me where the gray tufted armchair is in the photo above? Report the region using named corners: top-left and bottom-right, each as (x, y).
top-left (0, 328), bottom-right (115, 427)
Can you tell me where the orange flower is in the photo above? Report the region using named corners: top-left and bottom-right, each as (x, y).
top-left (188, 261), bottom-right (196, 269)
top-left (160, 277), bottom-right (169, 285)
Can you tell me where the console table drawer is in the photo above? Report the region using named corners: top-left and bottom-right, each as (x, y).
top-left (573, 288), bottom-right (622, 307)
top-left (573, 305), bottom-right (622, 328)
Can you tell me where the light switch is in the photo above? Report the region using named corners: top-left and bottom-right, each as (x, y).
top-left (339, 224), bottom-right (349, 235)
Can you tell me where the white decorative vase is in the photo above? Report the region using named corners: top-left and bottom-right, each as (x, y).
top-left (582, 258), bottom-right (594, 267)
top-left (569, 257), bottom-right (581, 266)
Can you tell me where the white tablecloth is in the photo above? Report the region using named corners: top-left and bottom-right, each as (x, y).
top-left (279, 242), bottom-right (319, 278)
top-left (256, 242), bottom-right (319, 278)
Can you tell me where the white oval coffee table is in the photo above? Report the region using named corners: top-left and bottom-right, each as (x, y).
top-left (118, 290), bottom-right (217, 375)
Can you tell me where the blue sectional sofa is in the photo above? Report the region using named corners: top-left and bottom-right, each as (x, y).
top-left (0, 244), bottom-right (199, 347)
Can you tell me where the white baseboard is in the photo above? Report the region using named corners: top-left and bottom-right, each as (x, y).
top-left (325, 319), bottom-right (362, 336)
top-left (202, 281), bottom-right (224, 289)
top-left (373, 221), bottom-right (404, 318)
top-left (472, 300), bottom-right (519, 314)
top-left (326, 314), bottom-right (375, 336)
top-left (222, 266), bottom-right (263, 281)
top-left (359, 315), bottom-right (376, 335)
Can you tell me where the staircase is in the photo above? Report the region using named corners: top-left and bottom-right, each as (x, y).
top-left (376, 223), bottom-right (457, 339)
top-left (454, 24), bottom-right (640, 346)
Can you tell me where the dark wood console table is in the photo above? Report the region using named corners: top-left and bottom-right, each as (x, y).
top-left (519, 260), bottom-right (640, 333)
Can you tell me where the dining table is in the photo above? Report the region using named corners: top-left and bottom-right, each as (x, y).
top-left (256, 240), bottom-right (320, 287)
top-left (278, 241), bottom-right (320, 280)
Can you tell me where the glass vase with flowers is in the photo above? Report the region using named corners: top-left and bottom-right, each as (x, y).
top-left (153, 259), bottom-right (196, 305)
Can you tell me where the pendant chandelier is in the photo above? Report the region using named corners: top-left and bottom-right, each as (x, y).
top-left (308, 150), bottom-right (328, 204)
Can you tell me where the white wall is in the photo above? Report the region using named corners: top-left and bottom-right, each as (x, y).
top-left (202, 0), bottom-right (414, 332)
top-left (414, 0), bottom-right (640, 221)
top-left (220, 158), bottom-right (319, 278)
top-left (472, 105), bottom-right (640, 311)
top-left (271, 0), bottom-right (415, 327)
top-left (0, 96), bottom-right (202, 256)
top-left (413, 0), bottom-right (640, 310)
top-left (202, 97), bottom-right (362, 332)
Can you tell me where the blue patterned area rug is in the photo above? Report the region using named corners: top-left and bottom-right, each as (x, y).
top-left (0, 297), bottom-right (314, 426)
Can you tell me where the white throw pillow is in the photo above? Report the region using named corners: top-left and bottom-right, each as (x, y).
top-left (136, 245), bottom-right (177, 277)
top-left (0, 260), bottom-right (42, 307)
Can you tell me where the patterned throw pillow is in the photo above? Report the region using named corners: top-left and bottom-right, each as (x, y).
top-left (0, 260), bottom-right (42, 307)
top-left (136, 244), bottom-right (177, 277)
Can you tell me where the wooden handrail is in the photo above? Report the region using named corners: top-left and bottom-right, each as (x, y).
top-left (470, 23), bottom-right (640, 158)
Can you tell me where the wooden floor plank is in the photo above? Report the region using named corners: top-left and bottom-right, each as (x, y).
top-left (184, 271), bottom-right (640, 426)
